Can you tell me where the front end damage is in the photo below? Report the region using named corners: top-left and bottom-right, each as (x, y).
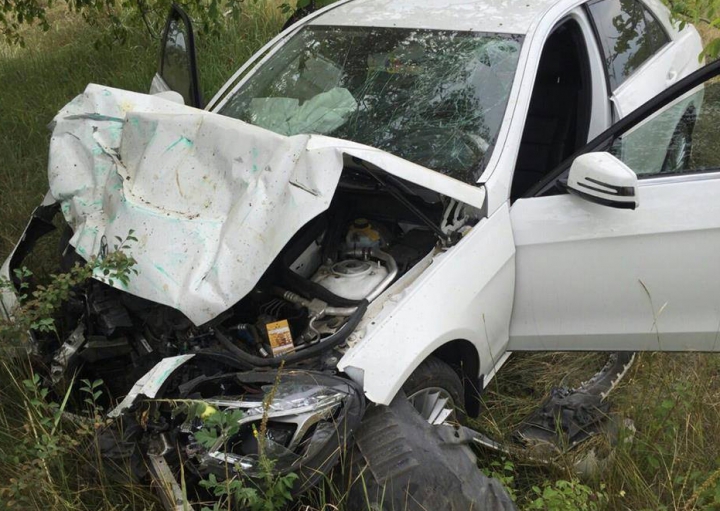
top-left (0, 85), bottom-right (506, 509)
top-left (100, 354), bottom-right (365, 509)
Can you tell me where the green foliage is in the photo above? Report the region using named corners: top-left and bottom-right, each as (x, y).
top-left (0, 231), bottom-right (138, 345)
top-left (189, 404), bottom-right (299, 511)
top-left (480, 457), bottom-right (607, 511)
top-left (1, 0), bottom-right (249, 47)
top-left (199, 469), bottom-right (298, 511)
top-left (481, 458), bottom-right (518, 502)
top-left (191, 366), bottom-right (298, 511)
top-left (0, 0), bottom-right (51, 46)
top-left (667, 0), bottom-right (720, 59)
top-left (525, 479), bottom-right (607, 511)
top-left (192, 406), bottom-right (244, 448)
top-left (0, 359), bottom-right (158, 509)
top-left (0, 234), bottom-right (141, 507)
top-left (0, 369), bottom-right (78, 507)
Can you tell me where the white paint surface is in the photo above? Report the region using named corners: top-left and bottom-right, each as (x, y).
top-left (509, 174), bottom-right (720, 351)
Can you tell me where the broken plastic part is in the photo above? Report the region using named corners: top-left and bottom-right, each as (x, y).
top-left (347, 393), bottom-right (518, 511)
top-left (513, 352), bottom-right (635, 452)
top-left (100, 360), bottom-right (365, 508)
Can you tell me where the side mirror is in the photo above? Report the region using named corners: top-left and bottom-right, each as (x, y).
top-left (567, 152), bottom-right (639, 210)
top-left (152, 4), bottom-right (202, 108)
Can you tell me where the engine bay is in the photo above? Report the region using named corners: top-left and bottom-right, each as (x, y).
top-left (15, 160), bottom-right (478, 400)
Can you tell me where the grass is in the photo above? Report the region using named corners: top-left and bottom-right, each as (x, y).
top-left (1, 2), bottom-right (720, 510)
top-left (476, 352), bottom-right (720, 510)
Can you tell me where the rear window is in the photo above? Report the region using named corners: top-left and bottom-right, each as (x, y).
top-left (588, 0), bottom-right (670, 89)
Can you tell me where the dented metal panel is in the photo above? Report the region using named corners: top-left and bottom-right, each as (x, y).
top-left (49, 85), bottom-right (485, 325)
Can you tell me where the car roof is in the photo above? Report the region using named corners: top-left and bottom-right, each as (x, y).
top-left (308, 0), bottom-right (563, 34)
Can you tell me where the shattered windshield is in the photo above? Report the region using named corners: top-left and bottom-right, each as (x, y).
top-left (219, 26), bottom-right (522, 183)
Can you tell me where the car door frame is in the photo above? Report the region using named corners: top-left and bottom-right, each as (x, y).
top-left (149, 3), bottom-right (203, 108)
top-left (524, 58), bottom-right (720, 199)
top-left (582, 0), bottom-right (703, 120)
top-left (480, 3), bottom-right (614, 215)
top-left (508, 58), bottom-right (720, 352)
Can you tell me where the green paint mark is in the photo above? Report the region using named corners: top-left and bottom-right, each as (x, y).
top-left (165, 136), bottom-right (193, 153)
top-left (251, 147), bottom-right (259, 173)
top-left (154, 263), bottom-right (179, 285)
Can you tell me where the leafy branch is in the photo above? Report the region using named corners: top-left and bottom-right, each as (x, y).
top-left (0, 230), bottom-right (139, 344)
top-left (1, 0), bottom-right (248, 47)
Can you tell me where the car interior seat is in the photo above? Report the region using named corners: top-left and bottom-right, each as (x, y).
top-left (512, 22), bottom-right (590, 199)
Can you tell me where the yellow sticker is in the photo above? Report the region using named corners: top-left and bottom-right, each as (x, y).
top-left (266, 319), bottom-right (295, 356)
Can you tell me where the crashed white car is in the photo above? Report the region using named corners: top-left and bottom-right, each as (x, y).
top-left (2, 0), bottom-right (718, 507)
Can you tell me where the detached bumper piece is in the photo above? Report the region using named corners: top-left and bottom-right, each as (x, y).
top-left (514, 352), bottom-right (635, 454)
top-left (98, 356), bottom-right (364, 510)
top-left (514, 387), bottom-right (610, 450)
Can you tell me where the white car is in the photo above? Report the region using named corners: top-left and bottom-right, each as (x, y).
top-left (145, 0), bottom-right (709, 408)
top-left (1, 0), bottom-right (717, 508)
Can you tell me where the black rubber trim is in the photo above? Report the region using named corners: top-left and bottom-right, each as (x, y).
top-left (582, 2), bottom-right (613, 99)
top-left (568, 186), bottom-right (636, 209)
top-left (159, 4), bottom-right (203, 108)
top-left (9, 203), bottom-right (60, 290)
top-left (580, 177), bottom-right (635, 196)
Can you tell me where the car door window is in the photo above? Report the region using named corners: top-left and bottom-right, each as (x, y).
top-left (587, 0), bottom-right (670, 90)
top-left (609, 80), bottom-right (719, 176)
top-left (158, 5), bottom-right (202, 107)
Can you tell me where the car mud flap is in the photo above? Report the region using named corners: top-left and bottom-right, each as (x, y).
top-left (347, 393), bottom-right (518, 511)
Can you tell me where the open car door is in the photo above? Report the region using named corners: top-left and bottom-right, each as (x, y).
top-left (509, 59), bottom-right (720, 352)
top-left (149, 4), bottom-right (203, 108)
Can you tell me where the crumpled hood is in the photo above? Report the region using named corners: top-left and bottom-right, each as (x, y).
top-left (50, 84), bottom-right (485, 325)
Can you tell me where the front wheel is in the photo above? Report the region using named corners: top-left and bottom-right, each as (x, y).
top-left (403, 356), bottom-right (465, 424)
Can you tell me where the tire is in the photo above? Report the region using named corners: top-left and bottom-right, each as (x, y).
top-left (402, 356), bottom-right (465, 424)
top-left (345, 396), bottom-right (518, 511)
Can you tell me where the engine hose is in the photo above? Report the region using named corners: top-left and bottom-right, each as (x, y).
top-left (214, 300), bottom-right (368, 367)
top-left (281, 266), bottom-right (362, 307)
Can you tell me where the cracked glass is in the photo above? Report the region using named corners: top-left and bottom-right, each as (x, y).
top-left (219, 26), bottom-right (523, 184)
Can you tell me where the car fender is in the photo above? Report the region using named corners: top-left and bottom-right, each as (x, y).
top-left (338, 202), bottom-right (516, 406)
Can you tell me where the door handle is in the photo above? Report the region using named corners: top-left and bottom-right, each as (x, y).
top-left (667, 70), bottom-right (678, 83)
